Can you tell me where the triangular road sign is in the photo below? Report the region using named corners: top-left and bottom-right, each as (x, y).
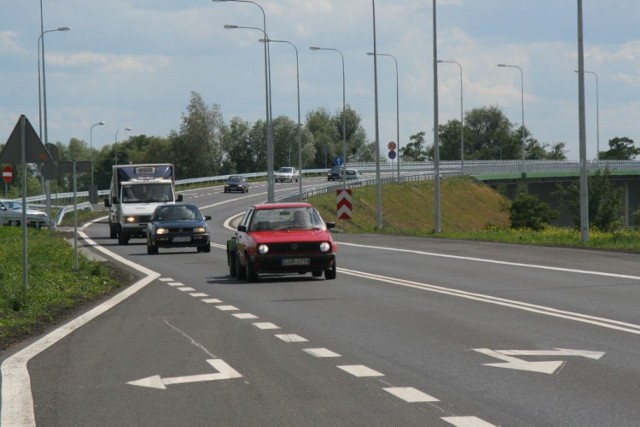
top-left (0, 115), bottom-right (52, 163)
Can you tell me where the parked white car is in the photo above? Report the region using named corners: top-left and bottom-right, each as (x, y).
top-left (0, 199), bottom-right (51, 228)
top-left (274, 166), bottom-right (299, 183)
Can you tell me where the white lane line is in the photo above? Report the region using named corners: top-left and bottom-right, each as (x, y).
top-left (167, 282), bottom-right (183, 287)
top-left (233, 313), bottom-right (258, 319)
top-left (303, 348), bottom-right (341, 358)
top-left (383, 387), bottom-right (439, 403)
top-left (159, 277), bottom-right (173, 282)
top-left (337, 365), bottom-right (384, 377)
top-left (339, 267), bottom-right (640, 335)
top-left (201, 298), bottom-right (223, 304)
top-left (216, 305), bottom-right (239, 311)
top-left (442, 416), bottom-right (497, 427)
top-left (253, 322), bottom-right (280, 330)
top-left (275, 334), bottom-right (308, 343)
top-left (339, 241), bottom-right (640, 281)
top-left (190, 293), bottom-right (208, 298)
top-left (177, 287), bottom-right (196, 292)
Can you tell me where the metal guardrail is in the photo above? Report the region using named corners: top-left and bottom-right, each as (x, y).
top-left (10, 160), bottom-right (640, 206)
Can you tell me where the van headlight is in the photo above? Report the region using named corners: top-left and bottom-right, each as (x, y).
top-left (125, 216), bottom-right (136, 223)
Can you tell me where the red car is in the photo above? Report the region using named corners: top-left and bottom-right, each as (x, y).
top-left (227, 202), bottom-right (337, 281)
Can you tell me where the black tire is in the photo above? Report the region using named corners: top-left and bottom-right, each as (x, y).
top-left (312, 271), bottom-right (322, 277)
top-left (200, 244), bottom-right (211, 253)
top-left (324, 263), bottom-right (337, 280)
top-left (118, 229), bottom-right (129, 245)
top-left (236, 252), bottom-right (246, 280)
top-left (246, 257), bottom-right (258, 282)
top-left (109, 222), bottom-right (117, 238)
top-left (229, 251), bottom-right (237, 277)
top-left (147, 243), bottom-right (158, 255)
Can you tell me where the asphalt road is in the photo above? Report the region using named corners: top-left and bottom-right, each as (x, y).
top-left (2, 177), bottom-right (640, 426)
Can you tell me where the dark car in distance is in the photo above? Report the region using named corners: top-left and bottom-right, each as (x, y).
top-left (327, 166), bottom-right (343, 181)
top-left (224, 175), bottom-right (249, 193)
top-left (146, 203), bottom-right (211, 254)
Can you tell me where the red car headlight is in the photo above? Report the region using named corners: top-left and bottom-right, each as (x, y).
top-left (320, 242), bottom-right (331, 253)
top-left (258, 244), bottom-right (269, 255)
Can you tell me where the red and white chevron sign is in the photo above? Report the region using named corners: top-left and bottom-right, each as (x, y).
top-left (336, 189), bottom-right (352, 220)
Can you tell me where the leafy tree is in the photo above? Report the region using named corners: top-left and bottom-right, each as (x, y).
top-left (305, 108), bottom-right (339, 168)
top-left (220, 117), bottom-right (254, 174)
top-left (173, 91), bottom-right (224, 178)
top-left (464, 106), bottom-right (516, 160)
top-left (400, 131), bottom-right (428, 161)
top-left (555, 167), bottom-right (624, 231)
top-left (508, 193), bottom-right (558, 230)
top-left (599, 137), bottom-right (640, 160)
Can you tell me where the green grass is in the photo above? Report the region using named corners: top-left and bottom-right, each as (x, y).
top-left (309, 176), bottom-right (640, 253)
top-left (0, 226), bottom-right (127, 350)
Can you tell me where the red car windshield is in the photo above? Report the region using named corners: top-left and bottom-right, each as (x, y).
top-left (250, 207), bottom-right (325, 231)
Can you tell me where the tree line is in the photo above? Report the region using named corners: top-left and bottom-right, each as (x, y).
top-left (1, 91), bottom-right (638, 197)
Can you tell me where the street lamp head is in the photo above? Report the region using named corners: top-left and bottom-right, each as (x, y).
top-left (497, 63), bottom-right (507, 67)
top-left (367, 52), bottom-right (375, 56)
top-left (309, 46), bottom-right (321, 51)
top-left (97, 121), bottom-right (105, 126)
top-left (124, 127), bottom-right (132, 131)
top-left (224, 24), bottom-right (238, 29)
top-left (57, 27), bottom-right (71, 32)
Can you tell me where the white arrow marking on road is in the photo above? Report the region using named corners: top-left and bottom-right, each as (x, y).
top-left (127, 359), bottom-right (242, 390)
top-left (497, 348), bottom-right (605, 360)
top-left (472, 348), bottom-right (605, 375)
top-left (473, 349), bottom-right (564, 374)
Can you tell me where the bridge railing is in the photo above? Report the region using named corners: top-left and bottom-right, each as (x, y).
top-left (11, 160), bottom-right (640, 206)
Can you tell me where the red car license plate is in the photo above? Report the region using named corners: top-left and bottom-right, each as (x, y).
top-left (281, 258), bottom-right (310, 266)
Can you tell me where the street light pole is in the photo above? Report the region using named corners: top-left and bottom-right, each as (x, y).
top-left (438, 60), bottom-right (464, 174)
top-left (262, 38), bottom-right (304, 200)
top-left (575, 69), bottom-right (599, 162)
top-left (368, 52), bottom-right (400, 181)
top-left (224, 23), bottom-right (274, 202)
top-left (38, 25), bottom-right (70, 222)
top-left (90, 121), bottom-right (105, 203)
top-left (372, 0), bottom-right (382, 230)
top-left (114, 127), bottom-right (131, 166)
top-left (214, 0), bottom-right (274, 202)
top-left (309, 46), bottom-right (347, 190)
top-left (497, 63), bottom-right (526, 178)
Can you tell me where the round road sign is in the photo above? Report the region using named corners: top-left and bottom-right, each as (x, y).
top-left (387, 141), bottom-right (397, 151)
top-left (2, 165), bottom-right (12, 184)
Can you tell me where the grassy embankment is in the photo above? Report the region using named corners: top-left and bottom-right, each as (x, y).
top-left (2, 176), bottom-right (640, 350)
top-left (309, 176), bottom-right (640, 252)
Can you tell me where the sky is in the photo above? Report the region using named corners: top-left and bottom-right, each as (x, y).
top-left (1, 0), bottom-right (639, 161)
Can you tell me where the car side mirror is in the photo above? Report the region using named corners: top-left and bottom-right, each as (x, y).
top-left (237, 224), bottom-right (247, 232)
top-left (104, 197), bottom-right (111, 207)
top-left (326, 222), bottom-right (335, 229)
top-left (177, 194), bottom-right (183, 202)
top-left (204, 215), bottom-right (212, 221)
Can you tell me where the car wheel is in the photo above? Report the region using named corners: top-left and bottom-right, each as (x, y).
top-left (109, 222), bottom-right (117, 239)
top-left (147, 239), bottom-right (158, 255)
top-left (200, 244), bottom-right (211, 253)
top-left (236, 252), bottom-right (246, 280)
top-left (118, 229), bottom-right (129, 245)
top-left (228, 251), bottom-right (237, 277)
top-left (312, 271), bottom-right (322, 277)
top-left (246, 257), bottom-right (258, 282)
top-left (324, 263), bottom-right (337, 280)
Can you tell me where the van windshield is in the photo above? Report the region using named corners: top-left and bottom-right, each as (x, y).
top-left (122, 183), bottom-right (173, 203)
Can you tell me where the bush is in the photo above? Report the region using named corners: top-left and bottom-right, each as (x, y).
top-left (509, 193), bottom-right (558, 231)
